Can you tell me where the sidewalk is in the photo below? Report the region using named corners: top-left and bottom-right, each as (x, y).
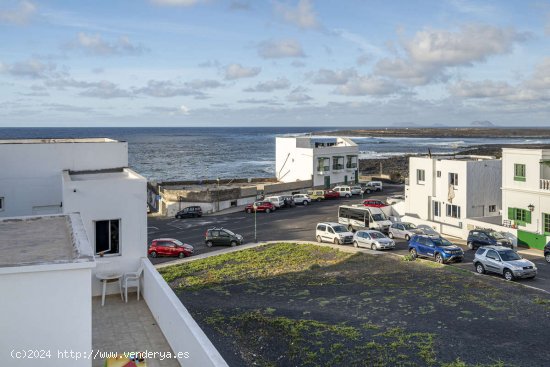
top-left (449, 236), bottom-right (543, 257)
top-left (205, 205), bottom-right (247, 217)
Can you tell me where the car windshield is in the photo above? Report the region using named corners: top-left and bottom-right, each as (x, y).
top-left (370, 232), bottom-right (385, 239)
top-left (404, 223), bottom-right (417, 230)
top-left (223, 229), bottom-right (235, 236)
top-left (420, 226), bottom-right (437, 234)
top-left (433, 238), bottom-right (453, 247)
top-left (173, 239), bottom-right (184, 246)
top-left (498, 250), bottom-right (521, 261)
top-left (489, 231), bottom-right (505, 240)
top-left (372, 214), bottom-right (385, 221)
top-left (333, 225), bottom-right (347, 233)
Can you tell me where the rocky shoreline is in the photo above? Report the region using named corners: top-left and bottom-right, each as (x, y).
top-left (321, 127), bottom-right (550, 138)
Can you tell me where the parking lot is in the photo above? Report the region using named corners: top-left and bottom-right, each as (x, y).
top-left (148, 184), bottom-right (550, 293)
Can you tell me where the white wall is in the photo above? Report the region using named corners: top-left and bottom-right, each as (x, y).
top-left (275, 137), bottom-right (314, 183)
top-left (142, 259), bottom-right (228, 367)
top-left (62, 170), bottom-right (147, 296)
top-left (0, 141), bottom-right (128, 218)
top-left (0, 266), bottom-right (93, 367)
top-left (466, 160), bottom-right (501, 218)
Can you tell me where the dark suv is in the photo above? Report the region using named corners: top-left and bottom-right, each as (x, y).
top-left (545, 242), bottom-right (550, 263)
top-left (466, 229), bottom-right (512, 250)
top-left (175, 206), bottom-right (202, 219)
top-left (281, 196), bottom-right (296, 208)
top-left (205, 228), bottom-right (243, 247)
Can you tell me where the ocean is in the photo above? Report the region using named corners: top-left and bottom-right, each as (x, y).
top-left (2, 127), bottom-right (550, 182)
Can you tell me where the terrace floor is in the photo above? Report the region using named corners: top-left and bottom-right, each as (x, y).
top-left (92, 295), bottom-right (179, 367)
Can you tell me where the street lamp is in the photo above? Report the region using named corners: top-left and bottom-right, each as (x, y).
top-left (216, 178), bottom-right (220, 212)
top-left (253, 202), bottom-right (257, 242)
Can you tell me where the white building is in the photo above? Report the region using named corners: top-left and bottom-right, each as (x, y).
top-left (276, 136), bottom-right (359, 188)
top-left (501, 148), bottom-right (550, 249)
top-left (404, 155), bottom-right (502, 229)
top-left (0, 138), bottom-right (147, 296)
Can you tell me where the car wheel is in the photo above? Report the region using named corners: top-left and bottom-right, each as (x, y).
top-left (409, 248), bottom-right (417, 259)
top-left (150, 251), bottom-right (157, 258)
top-left (353, 241), bottom-right (358, 248)
top-left (366, 189), bottom-right (371, 194)
top-left (405, 234), bottom-right (410, 241)
top-left (175, 215), bottom-right (180, 219)
top-left (178, 252), bottom-right (185, 258)
top-left (370, 243), bottom-right (377, 251)
top-left (545, 252), bottom-right (550, 263)
top-left (345, 194), bottom-right (350, 198)
top-left (303, 201), bottom-right (308, 206)
top-left (388, 232), bottom-right (394, 239)
top-left (266, 208), bottom-right (271, 213)
top-left (206, 241), bottom-right (213, 248)
top-left (246, 208), bottom-right (252, 213)
top-left (435, 253), bottom-right (444, 264)
top-left (230, 241), bottom-right (237, 247)
top-left (467, 242), bottom-right (474, 250)
top-left (316, 235), bottom-right (322, 243)
top-left (503, 269), bottom-right (514, 281)
top-left (334, 238), bottom-right (341, 245)
top-left (475, 262), bottom-right (485, 274)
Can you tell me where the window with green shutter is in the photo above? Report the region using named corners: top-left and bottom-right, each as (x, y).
top-left (514, 164), bottom-right (526, 182)
top-left (508, 207), bottom-right (531, 226)
top-left (544, 213), bottom-right (550, 235)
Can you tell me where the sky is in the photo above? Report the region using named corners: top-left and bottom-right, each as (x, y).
top-left (0, 0), bottom-right (549, 127)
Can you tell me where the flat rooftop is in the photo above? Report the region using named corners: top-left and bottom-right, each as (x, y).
top-left (69, 168), bottom-right (142, 181)
top-left (0, 138), bottom-right (120, 144)
top-left (416, 154), bottom-right (496, 161)
top-left (0, 215), bottom-right (94, 268)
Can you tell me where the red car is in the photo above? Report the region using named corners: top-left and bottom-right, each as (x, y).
top-left (245, 201), bottom-right (275, 213)
top-left (148, 238), bottom-right (194, 258)
top-left (324, 190), bottom-right (340, 199)
top-left (363, 199), bottom-right (387, 208)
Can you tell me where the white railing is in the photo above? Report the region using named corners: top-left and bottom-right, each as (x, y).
top-left (142, 258), bottom-right (228, 367)
top-left (540, 179), bottom-right (550, 191)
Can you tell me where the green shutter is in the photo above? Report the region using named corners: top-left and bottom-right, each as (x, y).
top-left (526, 210), bottom-right (531, 224)
top-left (507, 207), bottom-right (514, 220)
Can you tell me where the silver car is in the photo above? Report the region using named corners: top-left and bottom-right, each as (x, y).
top-left (353, 230), bottom-right (395, 250)
top-left (473, 246), bottom-right (537, 281)
top-left (351, 186), bottom-right (363, 195)
top-left (388, 222), bottom-right (423, 241)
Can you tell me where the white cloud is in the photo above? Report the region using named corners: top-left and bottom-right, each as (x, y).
top-left (0, 58), bottom-right (61, 79)
top-left (335, 76), bottom-right (401, 96)
top-left (258, 39), bottom-right (305, 59)
top-left (134, 80), bottom-right (203, 97)
top-left (66, 33), bottom-right (147, 56)
top-left (150, 0), bottom-right (207, 6)
top-left (79, 81), bottom-right (133, 99)
top-left (244, 78), bottom-right (290, 92)
top-left (224, 63), bottom-right (261, 80)
top-left (179, 105), bottom-right (190, 115)
top-left (525, 57), bottom-right (550, 90)
top-left (0, 1), bottom-right (36, 25)
top-left (311, 68), bottom-right (358, 85)
top-left (287, 87), bottom-right (312, 103)
top-left (449, 80), bottom-right (515, 98)
top-left (274, 0), bottom-right (319, 29)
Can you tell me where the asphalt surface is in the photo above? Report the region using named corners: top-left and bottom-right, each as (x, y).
top-left (147, 184), bottom-right (550, 293)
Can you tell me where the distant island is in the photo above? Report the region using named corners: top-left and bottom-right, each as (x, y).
top-left (470, 120), bottom-right (495, 127)
top-left (314, 127), bottom-right (550, 138)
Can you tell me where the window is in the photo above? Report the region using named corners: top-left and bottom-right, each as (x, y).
top-left (346, 155), bottom-right (357, 169)
top-left (507, 207), bottom-right (531, 226)
top-left (544, 213), bottom-right (550, 234)
top-left (317, 225), bottom-right (326, 231)
top-left (317, 157), bottom-right (330, 172)
top-left (514, 163), bottom-right (526, 182)
top-left (489, 205), bottom-right (497, 213)
top-left (332, 156), bottom-right (344, 170)
top-left (417, 169), bottom-right (425, 184)
top-left (449, 172), bottom-right (458, 186)
top-left (0, 197), bottom-right (3, 211)
top-left (446, 204), bottom-right (461, 218)
top-left (486, 250), bottom-right (499, 260)
top-left (436, 171), bottom-right (441, 178)
top-left (95, 219), bottom-right (120, 255)
top-left (433, 201), bottom-right (441, 217)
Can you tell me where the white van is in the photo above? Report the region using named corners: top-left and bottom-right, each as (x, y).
top-left (338, 205), bottom-right (392, 233)
top-left (315, 222), bottom-right (354, 245)
top-left (364, 181), bottom-right (383, 193)
top-left (265, 196), bottom-right (284, 208)
top-left (333, 185), bottom-right (352, 198)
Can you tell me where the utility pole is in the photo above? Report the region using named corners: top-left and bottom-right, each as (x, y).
top-left (216, 178), bottom-right (220, 212)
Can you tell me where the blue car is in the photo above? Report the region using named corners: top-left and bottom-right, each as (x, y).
top-left (408, 235), bottom-right (464, 264)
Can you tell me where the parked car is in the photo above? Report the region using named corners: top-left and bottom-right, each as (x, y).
top-left (353, 230), bottom-right (395, 250)
top-left (351, 186), bottom-right (363, 195)
top-left (245, 201), bottom-right (275, 213)
top-left (362, 199), bottom-right (387, 208)
top-left (307, 189), bottom-right (325, 202)
top-left (386, 195), bottom-right (405, 205)
top-left (316, 222), bottom-right (354, 245)
top-left (265, 196), bottom-right (284, 209)
top-left (333, 185), bottom-right (352, 198)
top-left (467, 229), bottom-right (513, 250)
top-left (148, 238), bottom-right (194, 258)
top-left (175, 206), bottom-right (202, 219)
top-left (205, 228), bottom-right (243, 247)
top-left (281, 195), bottom-right (296, 208)
top-left (388, 222), bottom-right (423, 241)
top-left (474, 246), bottom-right (537, 281)
top-left (409, 235), bottom-right (464, 264)
top-left (417, 224), bottom-right (441, 238)
top-left (293, 194), bottom-right (311, 205)
top-left (324, 190), bottom-right (340, 199)
top-left (364, 181), bottom-right (383, 193)
top-left (545, 242), bottom-right (550, 263)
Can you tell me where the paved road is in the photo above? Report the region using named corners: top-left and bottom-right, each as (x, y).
top-left (147, 184), bottom-right (550, 293)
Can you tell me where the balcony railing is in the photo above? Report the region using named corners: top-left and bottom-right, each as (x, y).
top-left (332, 164), bottom-right (344, 170)
top-left (541, 179), bottom-right (550, 190)
top-left (317, 166), bottom-right (330, 173)
top-left (346, 163), bottom-right (357, 169)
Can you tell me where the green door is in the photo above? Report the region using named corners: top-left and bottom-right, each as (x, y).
top-left (324, 176), bottom-right (331, 189)
top-left (344, 175), bottom-right (348, 185)
top-left (517, 230), bottom-right (547, 250)
top-left (355, 170), bottom-right (359, 184)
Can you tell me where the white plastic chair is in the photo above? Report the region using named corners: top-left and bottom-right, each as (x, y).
top-left (122, 265), bottom-right (144, 303)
